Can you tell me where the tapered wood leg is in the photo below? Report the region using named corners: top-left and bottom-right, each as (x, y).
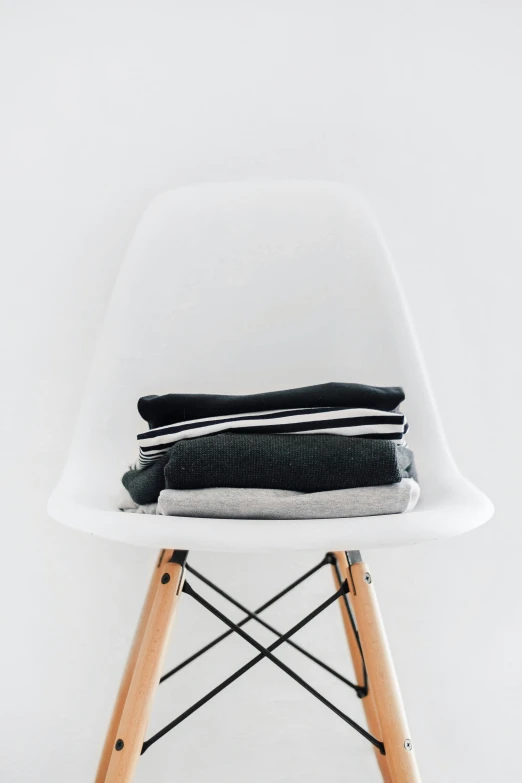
top-left (335, 551), bottom-right (421, 783)
top-left (95, 550), bottom-right (166, 783)
top-left (332, 553), bottom-right (392, 783)
top-left (97, 549), bottom-right (186, 783)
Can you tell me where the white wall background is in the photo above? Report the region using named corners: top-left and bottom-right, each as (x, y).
top-left (1, 1), bottom-right (521, 781)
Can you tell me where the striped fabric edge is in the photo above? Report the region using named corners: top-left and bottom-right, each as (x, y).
top-left (136, 406), bottom-right (408, 468)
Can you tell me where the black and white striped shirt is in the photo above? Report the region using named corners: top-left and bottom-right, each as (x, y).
top-left (136, 406), bottom-right (408, 468)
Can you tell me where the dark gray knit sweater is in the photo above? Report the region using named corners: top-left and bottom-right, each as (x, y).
top-left (122, 433), bottom-right (416, 503)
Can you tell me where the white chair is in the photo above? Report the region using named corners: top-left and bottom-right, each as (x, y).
top-left (48, 181), bottom-right (493, 783)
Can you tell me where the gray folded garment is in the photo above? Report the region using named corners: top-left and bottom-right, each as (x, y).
top-left (157, 479), bottom-right (420, 520)
top-left (124, 502), bottom-right (159, 514)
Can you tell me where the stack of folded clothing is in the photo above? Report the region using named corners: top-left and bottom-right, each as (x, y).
top-left (120, 382), bottom-right (419, 519)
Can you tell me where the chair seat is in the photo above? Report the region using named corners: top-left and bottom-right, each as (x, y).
top-left (48, 476), bottom-right (492, 552)
top-left (47, 181), bottom-right (494, 552)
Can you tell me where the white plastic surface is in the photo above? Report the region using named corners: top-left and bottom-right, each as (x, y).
top-left (48, 182), bottom-right (493, 552)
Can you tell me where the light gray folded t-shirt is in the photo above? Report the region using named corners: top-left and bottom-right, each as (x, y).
top-left (157, 479), bottom-right (420, 520)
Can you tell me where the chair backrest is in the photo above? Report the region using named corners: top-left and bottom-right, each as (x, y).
top-left (58, 181), bottom-right (457, 509)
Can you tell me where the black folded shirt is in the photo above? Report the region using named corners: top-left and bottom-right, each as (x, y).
top-left (138, 382), bottom-right (405, 429)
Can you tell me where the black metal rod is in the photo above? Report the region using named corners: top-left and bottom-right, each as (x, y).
top-left (185, 563), bottom-right (360, 693)
top-left (142, 581), bottom-right (376, 753)
top-left (150, 580), bottom-right (383, 753)
top-left (183, 581), bottom-right (383, 751)
top-left (331, 556), bottom-right (368, 696)
top-left (160, 554), bottom-right (331, 684)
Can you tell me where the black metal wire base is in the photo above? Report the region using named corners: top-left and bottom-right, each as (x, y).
top-left (141, 552), bottom-right (384, 756)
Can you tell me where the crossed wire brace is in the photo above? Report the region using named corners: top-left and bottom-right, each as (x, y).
top-left (142, 553), bottom-right (383, 756)
top-left (159, 555), bottom-right (333, 683)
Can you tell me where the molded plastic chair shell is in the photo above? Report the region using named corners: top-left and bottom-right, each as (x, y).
top-left (48, 182), bottom-right (493, 552)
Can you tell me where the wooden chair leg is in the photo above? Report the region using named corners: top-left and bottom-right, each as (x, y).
top-left (334, 551), bottom-right (421, 783)
top-left (96, 549), bottom-right (186, 783)
top-left (95, 550), bottom-right (166, 783)
top-left (332, 553), bottom-right (393, 783)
